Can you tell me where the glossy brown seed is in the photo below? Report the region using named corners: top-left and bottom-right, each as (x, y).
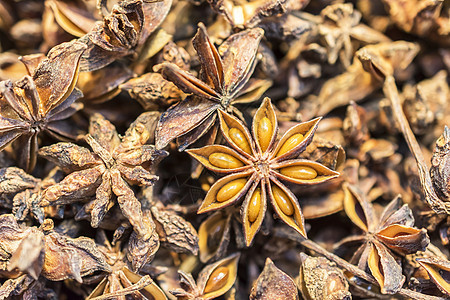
top-left (248, 188), bottom-right (261, 223)
top-left (272, 186), bottom-right (294, 216)
top-left (280, 166), bottom-right (317, 180)
top-left (276, 133), bottom-right (304, 157)
top-left (229, 127), bottom-right (252, 154)
top-left (209, 153), bottom-right (244, 169)
top-left (204, 266), bottom-right (229, 294)
top-left (207, 218), bottom-right (226, 249)
top-left (258, 117), bottom-right (272, 152)
top-left (217, 179), bottom-right (247, 202)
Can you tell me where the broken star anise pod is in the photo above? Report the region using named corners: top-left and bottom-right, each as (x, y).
top-left (187, 98), bottom-right (339, 246)
top-left (341, 184), bottom-right (430, 294)
top-left (170, 253), bottom-right (240, 300)
top-left (155, 22), bottom-right (271, 151)
top-left (0, 40), bottom-right (86, 172)
top-left (38, 112), bottom-right (167, 239)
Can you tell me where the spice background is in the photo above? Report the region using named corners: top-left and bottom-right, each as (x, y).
top-left (0, 0), bottom-right (449, 299)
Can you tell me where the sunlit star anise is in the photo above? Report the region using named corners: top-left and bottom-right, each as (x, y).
top-left (340, 184), bottom-right (430, 294)
top-left (187, 98), bottom-right (339, 246)
top-left (38, 112), bottom-right (166, 239)
top-left (155, 22), bottom-right (271, 151)
top-left (0, 40), bottom-right (86, 172)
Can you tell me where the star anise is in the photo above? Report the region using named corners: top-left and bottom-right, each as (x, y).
top-left (85, 230), bottom-right (167, 299)
top-left (155, 23), bottom-right (271, 151)
top-left (318, 3), bottom-right (390, 68)
top-left (340, 184), bottom-right (430, 294)
top-left (170, 253), bottom-right (240, 300)
top-left (38, 112), bottom-right (167, 239)
top-left (0, 40), bottom-right (86, 172)
top-left (187, 98), bottom-right (339, 245)
top-left (0, 167), bottom-right (65, 223)
top-left (416, 256), bottom-right (450, 296)
top-left (207, 0), bottom-right (308, 28)
top-left (79, 0), bottom-right (171, 71)
top-left (0, 216), bottom-right (110, 282)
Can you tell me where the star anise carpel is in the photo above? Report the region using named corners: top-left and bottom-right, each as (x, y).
top-left (155, 22), bottom-right (271, 151)
top-left (187, 98), bottom-right (339, 246)
top-left (0, 40), bottom-right (86, 172)
top-left (340, 184), bottom-right (430, 294)
top-left (38, 112), bottom-right (167, 239)
top-left (170, 253), bottom-right (240, 300)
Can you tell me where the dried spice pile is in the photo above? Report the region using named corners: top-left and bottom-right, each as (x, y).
top-left (0, 0), bottom-right (450, 299)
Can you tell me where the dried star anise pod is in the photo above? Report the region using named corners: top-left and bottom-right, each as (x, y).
top-left (77, 61), bottom-right (134, 104)
top-left (126, 204), bottom-right (199, 272)
top-left (250, 257), bottom-right (298, 300)
top-left (46, 0), bottom-right (97, 36)
top-left (431, 126), bottom-right (450, 202)
top-left (208, 0), bottom-right (309, 28)
top-left (187, 98), bottom-right (339, 245)
top-left (150, 206), bottom-right (199, 255)
top-left (297, 253), bottom-right (350, 300)
top-left (382, 0), bottom-right (450, 46)
top-left (87, 266), bottom-right (167, 299)
top-left (316, 40), bottom-right (419, 116)
top-left (39, 112), bottom-right (166, 239)
top-left (79, 0), bottom-right (171, 71)
top-left (0, 40), bottom-right (86, 172)
top-left (126, 209), bottom-right (160, 272)
top-left (170, 253), bottom-right (239, 300)
top-left (120, 72), bottom-right (186, 111)
top-left (318, 3), bottom-right (390, 68)
top-left (0, 167), bottom-right (65, 223)
top-left (0, 215), bottom-right (111, 282)
top-left (340, 184), bottom-right (430, 294)
top-left (86, 230), bottom-right (166, 299)
top-left (416, 256), bottom-right (450, 296)
top-left (155, 23), bottom-right (271, 151)
top-left (0, 273), bottom-right (60, 299)
top-left (198, 210), bottom-right (233, 263)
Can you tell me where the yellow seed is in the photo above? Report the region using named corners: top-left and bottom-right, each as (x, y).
top-left (229, 128), bottom-right (252, 154)
top-left (280, 166), bottom-right (317, 180)
top-left (272, 185), bottom-right (294, 216)
top-left (276, 133), bottom-right (304, 157)
top-left (209, 153), bottom-right (244, 169)
top-left (216, 179), bottom-right (247, 202)
top-left (248, 189), bottom-right (261, 223)
top-left (257, 117), bottom-right (272, 152)
top-left (204, 266), bottom-right (229, 294)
